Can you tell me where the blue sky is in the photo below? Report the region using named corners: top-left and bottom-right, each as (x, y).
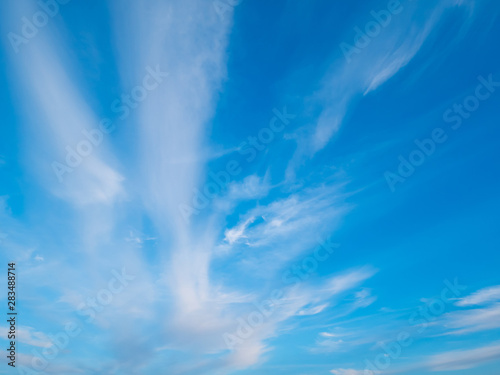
top-left (0, 0), bottom-right (500, 374)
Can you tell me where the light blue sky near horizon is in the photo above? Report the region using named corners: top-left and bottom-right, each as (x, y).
top-left (0, 0), bottom-right (500, 374)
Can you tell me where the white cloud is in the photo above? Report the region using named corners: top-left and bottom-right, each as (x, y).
top-left (298, 303), bottom-right (329, 316)
top-left (224, 216), bottom-right (255, 244)
top-left (456, 285), bottom-right (500, 306)
top-left (1, 1), bottom-right (488, 374)
top-left (330, 369), bottom-right (365, 375)
top-left (285, 0), bottom-right (475, 179)
top-left (441, 303), bottom-right (500, 335)
top-left (4, 0), bottom-right (125, 207)
top-left (426, 342), bottom-right (500, 371)
top-left (227, 174), bottom-right (271, 201)
top-left (320, 331), bottom-right (341, 338)
top-left (0, 326), bottom-right (51, 348)
top-left (325, 268), bottom-right (377, 295)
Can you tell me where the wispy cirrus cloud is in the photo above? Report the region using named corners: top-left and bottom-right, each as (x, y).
top-left (286, 0), bottom-right (477, 180)
top-left (439, 303), bottom-right (500, 336)
top-left (456, 285), bottom-right (500, 306)
top-left (2, 1), bottom-right (125, 207)
top-left (330, 369), bottom-right (365, 375)
top-left (426, 342), bottom-right (500, 371)
top-left (1, 0), bottom-right (498, 374)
